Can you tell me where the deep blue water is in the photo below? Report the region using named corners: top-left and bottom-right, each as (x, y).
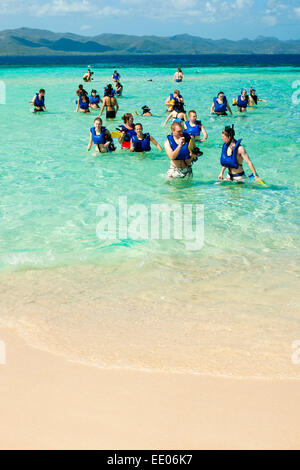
top-left (0, 54), bottom-right (300, 68)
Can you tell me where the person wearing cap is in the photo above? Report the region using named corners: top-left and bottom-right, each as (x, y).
top-left (141, 106), bottom-right (152, 116)
top-left (248, 88), bottom-right (267, 107)
top-left (218, 125), bottom-right (262, 183)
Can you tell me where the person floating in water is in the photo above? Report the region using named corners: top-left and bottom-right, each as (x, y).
top-left (87, 117), bottom-right (115, 153)
top-left (130, 123), bottom-right (162, 153)
top-left (234, 89), bottom-right (249, 112)
top-left (248, 88), bottom-right (267, 107)
top-left (184, 110), bottom-right (208, 142)
top-left (83, 69), bottom-right (94, 83)
top-left (31, 89), bottom-right (46, 112)
top-left (76, 93), bottom-right (90, 113)
top-left (115, 81), bottom-right (123, 97)
top-left (218, 125), bottom-right (262, 183)
top-left (211, 92), bottom-right (233, 116)
top-left (112, 70), bottom-right (121, 83)
top-left (165, 89), bottom-right (184, 113)
top-left (173, 67), bottom-right (184, 83)
top-left (99, 85), bottom-right (119, 119)
top-left (118, 113), bottom-right (137, 150)
top-left (89, 90), bottom-right (102, 110)
top-left (164, 122), bottom-right (200, 180)
top-left (141, 105), bottom-right (152, 116)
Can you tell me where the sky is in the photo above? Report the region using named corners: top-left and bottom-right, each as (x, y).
top-left (0, 0), bottom-right (299, 40)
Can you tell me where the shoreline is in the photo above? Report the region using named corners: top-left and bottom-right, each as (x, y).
top-left (1, 326), bottom-right (299, 450)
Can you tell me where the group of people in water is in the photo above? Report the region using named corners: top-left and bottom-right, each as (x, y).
top-left (30, 67), bottom-right (265, 184)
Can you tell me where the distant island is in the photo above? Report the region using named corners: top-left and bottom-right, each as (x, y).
top-left (0, 28), bottom-right (299, 56)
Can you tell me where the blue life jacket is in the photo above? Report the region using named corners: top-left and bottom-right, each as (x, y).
top-left (170, 93), bottom-right (183, 111)
top-left (91, 126), bottom-right (107, 145)
top-left (237, 95), bottom-right (248, 108)
top-left (214, 96), bottom-right (227, 113)
top-left (120, 125), bottom-right (136, 142)
top-left (220, 139), bottom-right (242, 169)
top-left (90, 95), bottom-right (100, 105)
top-left (113, 73), bottom-right (120, 81)
top-left (79, 95), bottom-right (89, 109)
top-left (167, 132), bottom-right (191, 160)
top-left (131, 133), bottom-right (151, 152)
top-left (185, 120), bottom-right (202, 136)
top-left (104, 87), bottom-right (116, 98)
top-left (35, 93), bottom-right (44, 107)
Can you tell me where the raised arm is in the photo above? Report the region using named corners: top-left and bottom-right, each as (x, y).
top-left (150, 136), bottom-right (162, 151)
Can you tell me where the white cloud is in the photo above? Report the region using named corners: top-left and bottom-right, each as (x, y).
top-left (262, 15), bottom-right (278, 27)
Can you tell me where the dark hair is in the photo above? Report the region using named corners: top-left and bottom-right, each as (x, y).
top-left (94, 117), bottom-right (102, 125)
top-left (134, 123), bottom-right (143, 129)
top-left (39, 89), bottom-right (45, 94)
top-left (218, 91), bottom-right (225, 97)
top-left (223, 124), bottom-right (235, 141)
top-left (122, 113), bottom-right (133, 123)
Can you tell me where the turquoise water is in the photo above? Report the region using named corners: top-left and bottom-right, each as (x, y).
top-left (0, 66), bottom-right (299, 378)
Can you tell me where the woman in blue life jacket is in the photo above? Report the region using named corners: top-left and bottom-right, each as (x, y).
top-left (236, 89), bottom-right (249, 112)
top-left (112, 70), bottom-right (121, 83)
top-left (31, 89), bottom-right (46, 112)
top-left (130, 123), bottom-right (162, 153)
top-left (218, 125), bottom-right (262, 183)
top-left (103, 84), bottom-right (116, 98)
top-left (210, 92), bottom-right (232, 116)
top-left (89, 90), bottom-right (102, 110)
top-left (164, 122), bottom-right (200, 179)
top-left (118, 113), bottom-right (137, 149)
top-left (248, 88), bottom-right (267, 107)
top-left (173, 67), bottom-right (184, 83)
top-left (75, 93), bottom-right (90, 113)
top-left (87, 117), bottom-right (115, 153)
top-left (184, 110), bottom-right (208, 142)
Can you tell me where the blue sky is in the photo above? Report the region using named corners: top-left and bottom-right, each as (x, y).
top-left (0, 0), bottom-right (299, 39)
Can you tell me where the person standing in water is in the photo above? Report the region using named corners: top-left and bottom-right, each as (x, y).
top-left (211, 92), bottom-right (233, 116)
top-left (89, 90), bottom-right (102, 110)
top-left (164, 122), bottom-right (198, 179)
top-left (184, 110), bottom-right (208, 142)
top-left (87, 117), bottom-right (114, 153)
top-left (83, 69), bottom-right (94, 83)
top-left (165, 89), bottom-right (184, 113)
top-left (118, 113), bottom-right (136, 150)
top-left (75, 93), bottom-right (90, 113)
top-left (99, 86), bottom-right (119, 119)
top-left (31, 89), bottom-right (47, 112)
top-left (173, 67), bottom-right (184, 82)
top-left (115, 81), bottom-right (123, 97)
top-left (130, 123), bottom-right (162, 153)
top-left (236, 89), bottom-right (249, 112)
top-left (218, 125), bottom-right (262, 182)
top-left (112, 70), bottom-right (121, 83)
top-left (248, 88), bottom-right (267, 107)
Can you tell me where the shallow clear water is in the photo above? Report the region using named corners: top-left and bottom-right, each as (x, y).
top-left (0, 65), bottom-right (299, 378)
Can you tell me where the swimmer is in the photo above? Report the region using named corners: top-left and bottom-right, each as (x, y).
top-left (31, 89), bottom-right (46, 112)
top-left (118, 113), bottom-right (137, 150)
top-left (115, 81), bottom-right (123, 97)
top-left (164, 122), bottom-right (200, 180)
top-left (112, 70), bottom-right (121, 82)
top-left (130, 123), bottom-right (162, 153)
top-left (236, 89), bottom-right (249, 112)
top-left (184, 110), bottom-right (208, 142)
top-left (75, 93), bottom-right (90, 113)
top-left (83, 69), bottom-right (94, 83)
top-left (165, 89), bottom-right (184, 113)
top-left (99, 85), bottom-right (119, 119)
top-left (173, 67), bottom-right (184, 83)
top-left (89, 90), bottom-right (102, 109)
top-left (141, 105), bottom-right (152, 116)
top-left (218, 125), bottom-right (262, 183)
top-left (87, 117), bottom-right (115, 153)
top-left (163, 109), bottom-right (187, 127)
top-left (248, 88), bottom-right (267, 106)
top-left (210, 91), bottom-right (233, 116)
